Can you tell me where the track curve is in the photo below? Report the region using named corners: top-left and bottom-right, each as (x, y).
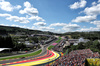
top-left (7, 50), bottom-right (60, 66)
top-left (0, 39), bottom-right (60, 66)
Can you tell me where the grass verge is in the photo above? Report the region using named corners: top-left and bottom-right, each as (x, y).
top-left (55, 37), bottom-right (61, 43)
top-left (48, 45), bottom-right (54, 50)
top-left (48, 37), bottom-right (62, 50)
top-left (64, 49), bottom-right (68, 56)
top-left (0, 49), bottom-right (42, 61)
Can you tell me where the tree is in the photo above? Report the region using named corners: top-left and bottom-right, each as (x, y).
top-left (0, 36), bottom-right (14, 48)
top-left (77, 42), bottom-right (85, 49)
top-left (29, 37), bottom-right (38, 43)
top-left (13, 43), bottom-right (26, 51)
top-left (85, 41), bottom-right (93, 48)
top-left (93, 40), bottom-right (100, 49)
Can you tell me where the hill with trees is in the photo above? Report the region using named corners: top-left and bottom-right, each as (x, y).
top-left (0, 25), bottom-right (56, 36)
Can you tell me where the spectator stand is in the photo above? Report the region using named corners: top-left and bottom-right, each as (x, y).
top-left (51, 49), bottom-right (100, 66)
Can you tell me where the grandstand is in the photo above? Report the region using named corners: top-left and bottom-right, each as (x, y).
top-left (51, 49), bottom-right (100, 66)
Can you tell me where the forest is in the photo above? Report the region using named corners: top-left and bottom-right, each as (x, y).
top-left (64, 32), bottom-right (100, 40)
top-left (0, 25), bottom-right (55, 35)
top-left (63, 32), bottom-right (100, 54)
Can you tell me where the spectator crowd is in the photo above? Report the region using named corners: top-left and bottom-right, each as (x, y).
top-left (51, 49), bottom-right (99, 66)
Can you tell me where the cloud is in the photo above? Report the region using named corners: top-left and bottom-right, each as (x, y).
top-left (91, 20), bottom-right (100, 25)
top-left (40, 26), bottom-right (54, 30)
top-left (19, 1), bottom-right (45, 22)
top-left (0, 23), bottom-right (8, 26)
top-left (11, 24), bottom-right (30, 29)
top-left (0, 0), bottom-right (21, 11)
top-left (14, 5), bottom-right (21, 9)
top-left (91, 20), bottom-right (100, 28)
top-left (72, 0), bottom-right (100, 23)
top-left (0, 13), bottom-right (29, 24)
top-left (24, 1), bottom-right (31, 8)
top-left (11, 24), bottom-right (26, 28)
top-left (97, 25), bottom-right (100, 28)
top-left (53, 29), bottom-right (64, 33)
top-left (0, 13), bottom-right (11, 17)
top-left (77, 27), bottom-right (100, 32)
top-left (36, 16), bottom-right (45, 21)
top-left (30, 25), bottom-right (64, 33)
top-left (0, 24), bottom-right (28, 29)
top-left (28, 26), bottom-right (55, 32)
top-left (92, 2), bottom-right (97, 6)
top-left (83, 3), bottom-right (100, 15)
top-left (98, 0), bottom-right (100, 3)
top-left (69, 0), bottom-right (87, 9)
top-left (62, 23), bottom-right (80, 31)
top-left (72, 15), bottom-right (96, 22)
top-left (34, 26), bottom-right (54, 31)
top-left (29, 16), bottom-right (45, 21)
top-left (50, 23), bottom-right (80, 32)
top-left (33, 22), bottom-right (46, 26)
top-left (19, 1), bottom-right (38, 16)
top-left (6, 15), bottom-right (29, 24)
top-left (0, 1), bottom-right (45, 24)
top-left (50, 23), bottom-right (66, 27)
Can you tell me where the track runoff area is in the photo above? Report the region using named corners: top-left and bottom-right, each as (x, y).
top-left (1, 50), bottom-right (60, 66)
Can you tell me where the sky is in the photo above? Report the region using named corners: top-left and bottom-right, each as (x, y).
top-left (0, 0), bottom-right (100, 33)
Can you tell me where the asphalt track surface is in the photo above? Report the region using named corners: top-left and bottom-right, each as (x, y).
top-left (0, 39), bottom-right (59, 66)
top-left (7, 50), bottom-right (60, 66)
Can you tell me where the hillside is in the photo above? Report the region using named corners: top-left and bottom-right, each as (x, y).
top-left (0, 25), bottom-right (56, 36)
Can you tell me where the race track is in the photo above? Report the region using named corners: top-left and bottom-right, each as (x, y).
top-left (1, 50), bottom-right (60, 66)
top-left (0, 39), bottom-right (60, 66)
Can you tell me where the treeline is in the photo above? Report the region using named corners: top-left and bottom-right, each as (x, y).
top-left (0, 36), bottom-right (26, 51)
top-left (64, 40), bottom-right (100, 54)
top-left (0, 36), bottom-right (14, 48)
top-left (64, 32), bottom-right (100, 40)
top-left (0, 25), bottom-right (56, 35)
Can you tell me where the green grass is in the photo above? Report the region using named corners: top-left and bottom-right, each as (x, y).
top-left (64, 49), bottom-right (68, 56)
top-left (48, 45), bottom-right (54, 50)
top-left (48, 37), bottom-right (62, 50)
top-left (0, 53), bottom-right (12, 57)
top-left (55, 37), bottom-right (61, 43)
top-left (0, 49), bottom-right (42, 61)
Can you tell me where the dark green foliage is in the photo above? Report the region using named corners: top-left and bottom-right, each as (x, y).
top-left (29, 37), bottom-right (38, 43)
top-left (0, 36), bottom-right (14, 48)
top-left (0, 25), bottom-right (57, 51)
top-left (13, 43), bottom-right (26, 51)
top-left (0, 53), bottom-right (12, 57)
top-left (0, 36), bottom-right (26, 51)
top-left (66, 40), bottom-right (100, 54)
top-left (0, 29), bottom-right (7, 35)
top-left (38, 36), bottom-right (48, 41)
top-left (64, 32), bottom-right (100, 40)
top-left (0, 49), bottom-right (42, 60)
top-left (77, 42), bottom-right (86, 49)
top-left (93, 40), bottom-right (100, 49)
top-left (63, 31), bottom-right (100, 54)
top-left (84, 41), bottom-right (93, 48)
top-left (0, 25), bottom-right (56, 35)
top-left (85, 59), bottom-right (89, 66)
